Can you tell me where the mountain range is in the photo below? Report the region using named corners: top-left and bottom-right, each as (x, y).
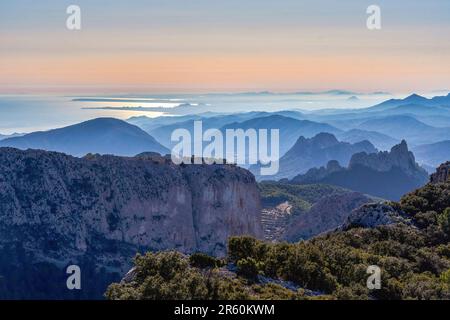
top-left (336, 129), bottom-right (399, 151)
top-left (412, 140), bottom-right (450, 168)
top-left (364, 93), bottom-right (450, 112)
top-left (0, 118), bottom-right (169, 157)
top-left (292, 141), bottom-right (429, 200)
top-left (0, 133), bottom-right (23, 140)
top-left (250, 132), bottom-right (377, 181)
top-left (141, 114), bottom-right (334, 156)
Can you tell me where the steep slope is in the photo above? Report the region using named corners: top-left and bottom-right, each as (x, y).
top-left (145, 112), bottom-right (278, 148)
top-left (356, 115), bottom-right (450, 145)
top-left (337, 129), bottom-right (399, 151)
top-left (0, 118), bottom-right (169, 157)
top-left (363, 93), bottom-right (450, 112)
top-left (284, 192), bottom-right (374, 242)
top-left (221, 115), bottom-right (341, 157)
top-left (292, 141), bottom-right (429, 200)
top-left (0, 148), bottom-right (261, 299)
top-left (413, 141), bottom-right (450, 168)
top-left (0, 133), bottom-right (23, 141)
top-left (251, 132), bottom-right (376, 181)
top-left (108, 162), bottom-right (450, 300)
top-left (259, 182), bottom-right (375, 241)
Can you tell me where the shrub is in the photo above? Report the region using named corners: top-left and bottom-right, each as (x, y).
top-left (228, 236), bottom-right (259, 262)
top-left (437, 208), bottom-right (450, 235)
top-left (236, 258), bottom-right (260, 280)
top-left (189, 252), bottom-right (221, 269)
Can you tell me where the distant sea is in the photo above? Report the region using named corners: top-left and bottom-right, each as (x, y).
top-left (0, 95), bottom-right (175, 134)
top-left (0, 92), bottom-right (396, 134)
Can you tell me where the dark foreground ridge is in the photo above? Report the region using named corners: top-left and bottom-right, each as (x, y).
top-left (0, 147), bottom-right (262, 299)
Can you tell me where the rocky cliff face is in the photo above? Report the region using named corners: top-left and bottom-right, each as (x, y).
top-left (342, 203), bottom-right (411, 230)
top-left (431, 162), bottom-right (450, 184)
top-left (0, 148), bottom-right (261, 298)
top-left (349, 140), bottom-right (427, 181)
top-left (251, 132), bottom-right (377, 181)
top-left (292, 141), bottom-right (429, 200)
top-left (284, 192), bottom-right (373, 241)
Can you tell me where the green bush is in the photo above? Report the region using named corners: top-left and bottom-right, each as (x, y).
top-left (438, 208), bottom-right (450, 235)
top-left (236, 258), bottom-right (260, 280)
top-left (189, 252), bottom-right (221, 269)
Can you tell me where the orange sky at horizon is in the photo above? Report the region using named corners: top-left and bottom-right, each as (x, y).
top-left (2, 50), bottom-right (449, 94)
top-left (1, 2), bottom-right (450, 94)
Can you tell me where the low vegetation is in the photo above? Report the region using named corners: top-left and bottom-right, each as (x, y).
top-left (106, 180), bottom-right (450, 300)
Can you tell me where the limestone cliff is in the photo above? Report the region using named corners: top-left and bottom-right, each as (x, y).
top-left (349, 140), bottom-right (427, 181)
top-left (0, 148), bottom-right (261, 298)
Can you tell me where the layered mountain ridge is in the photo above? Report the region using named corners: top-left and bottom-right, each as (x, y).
top-left (251, 132), bottom-right (377, 181)
top-left (0, 118), bottom-right (169, 157)
top-left (292, 141), bottom-right (429, 200)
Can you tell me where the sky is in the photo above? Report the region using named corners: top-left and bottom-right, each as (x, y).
top-left (1, 0), bottom-right (450, 94)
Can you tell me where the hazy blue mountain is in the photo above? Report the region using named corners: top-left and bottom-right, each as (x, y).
top-left (363, 93), bottom-right (450, 112)
top-left (251, 132), bottom-right (376, 181)
top-left (337, 129), bottom-right (399, 151)
top-left (413, 140), bottom-right (450, 168)
top-left (0, 118), bottom-right (169, 157)
top-left (148, 114), bottom-right (338, 158)
top-left (0, 133), bottom-right (24, 141)
top-left (347, 96), bottom-right (360, 101)
top-left (356, 115), bottom-right (450, 145)
top-left (386, 104), bottom-right (450, 116)
top-left (221, 115), bottom-right (342, 157)
top-left (127, 114), bottom-right (205, 133)
top-left (417, 115), bottom-right (450, 128)
top-left (144, 112), bottom-right (279, 147)
top-left (292, 141), bottom-right (429, 200)
top-left (301, 93), bottom-right (450, 129)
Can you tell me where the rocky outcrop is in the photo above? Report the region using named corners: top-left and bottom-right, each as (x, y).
top-left (293, 160), bottom-right (345, 184)
top-left (284, 192), bottom-right (373, 241)
top-left (430, 162), bottom-right (450, 184)
top-left (0, 147), bottom-right (261, 298)
top-left (342, 203), bottom-right (411, 230)
top-left (349, 140), bottom-right (427, 181)
top-left (292, 141), bottom-right (429, 200)
top-left (251, 132), bottom-right (377, 181)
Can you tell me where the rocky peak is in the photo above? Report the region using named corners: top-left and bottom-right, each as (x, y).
top-left (349, 140), bottom-right (426, 179)
top-left (430, 162), bottom-right (450, 184)
top-left (391, 139), bottom-right (409, 154)
top-left (403, 93), bottom-right (427, 103)
top-left (326, 160), bottom-right (342, 171)
top-left (310, 132), bottom-right (339, 148)
top-left (342, 203), bottom-right (411, 230)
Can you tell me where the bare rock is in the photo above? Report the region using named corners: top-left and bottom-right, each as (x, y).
top-left (342, 203), bottom-right (411, 230)
top-left (430, 162), bottom-right (450, 184)
top-left (284, 192), bottom-right (373, 241)
top-left (0, 147), bottom-right (262, 278)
